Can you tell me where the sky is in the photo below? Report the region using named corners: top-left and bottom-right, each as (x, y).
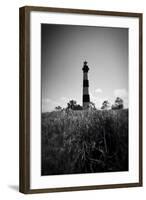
top-left (41, 24), bottom-right (128, 112)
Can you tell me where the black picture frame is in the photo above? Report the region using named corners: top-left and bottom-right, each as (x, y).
top-left (19, 6), bottom-right (143, 194)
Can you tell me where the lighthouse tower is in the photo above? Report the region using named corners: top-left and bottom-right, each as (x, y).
top-left (82, 61), bottom-right (90, 109)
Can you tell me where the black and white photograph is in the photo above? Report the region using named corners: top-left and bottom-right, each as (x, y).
top-left (41, 24), bottom-right (129, 176)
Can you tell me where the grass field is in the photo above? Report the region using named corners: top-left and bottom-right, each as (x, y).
top-left (41, 109), bottom-right (128, 175)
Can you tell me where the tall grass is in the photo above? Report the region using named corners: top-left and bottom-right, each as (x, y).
top-left (41, 109), bottom-right (128, 175)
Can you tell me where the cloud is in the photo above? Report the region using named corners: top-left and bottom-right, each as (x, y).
top-left (60, 97), bottom-right (68, 102)
top-left (90, 92), bottom-right (107, 109)
top-left (90, 88), bottom-right (129, 109)
top-left (90, 93), bottom-right (97, 102)
top-left (114, 89), bottom-right (128, 98)
top-left (95, 88), bottom-right (102, 93)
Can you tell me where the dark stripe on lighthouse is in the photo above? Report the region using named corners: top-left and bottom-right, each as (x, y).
top-left (83, 80), bottom-right (89, 87)
top-left (83, 94), bottom-right (90, 102)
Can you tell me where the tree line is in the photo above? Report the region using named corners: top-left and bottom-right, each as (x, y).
top-left (55, 97), bottom-right (124, 111)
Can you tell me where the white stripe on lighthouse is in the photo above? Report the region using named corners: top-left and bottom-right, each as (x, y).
top-left (83, 72), bottom-right (88, 80)
top-left (83, 87), bottom-right (89, 95)
top-left (83, 102), bottom-right (89, 108)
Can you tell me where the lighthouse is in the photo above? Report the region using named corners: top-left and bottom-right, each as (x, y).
top-left (82, 61), bottom-right (90, 109)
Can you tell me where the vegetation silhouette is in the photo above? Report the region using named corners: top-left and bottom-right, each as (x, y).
top-left (41, 98), bottom-right (128, 175)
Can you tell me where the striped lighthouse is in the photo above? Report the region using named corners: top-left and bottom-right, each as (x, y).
top-left (82, 61), bottom-right (90, 109)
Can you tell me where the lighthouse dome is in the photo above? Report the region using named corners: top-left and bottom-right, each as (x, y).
top-left (82, 61), bottom-right (89, 72)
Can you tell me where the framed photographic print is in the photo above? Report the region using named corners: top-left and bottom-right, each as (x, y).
top-left (19, 6), bottom-right (143, 194)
